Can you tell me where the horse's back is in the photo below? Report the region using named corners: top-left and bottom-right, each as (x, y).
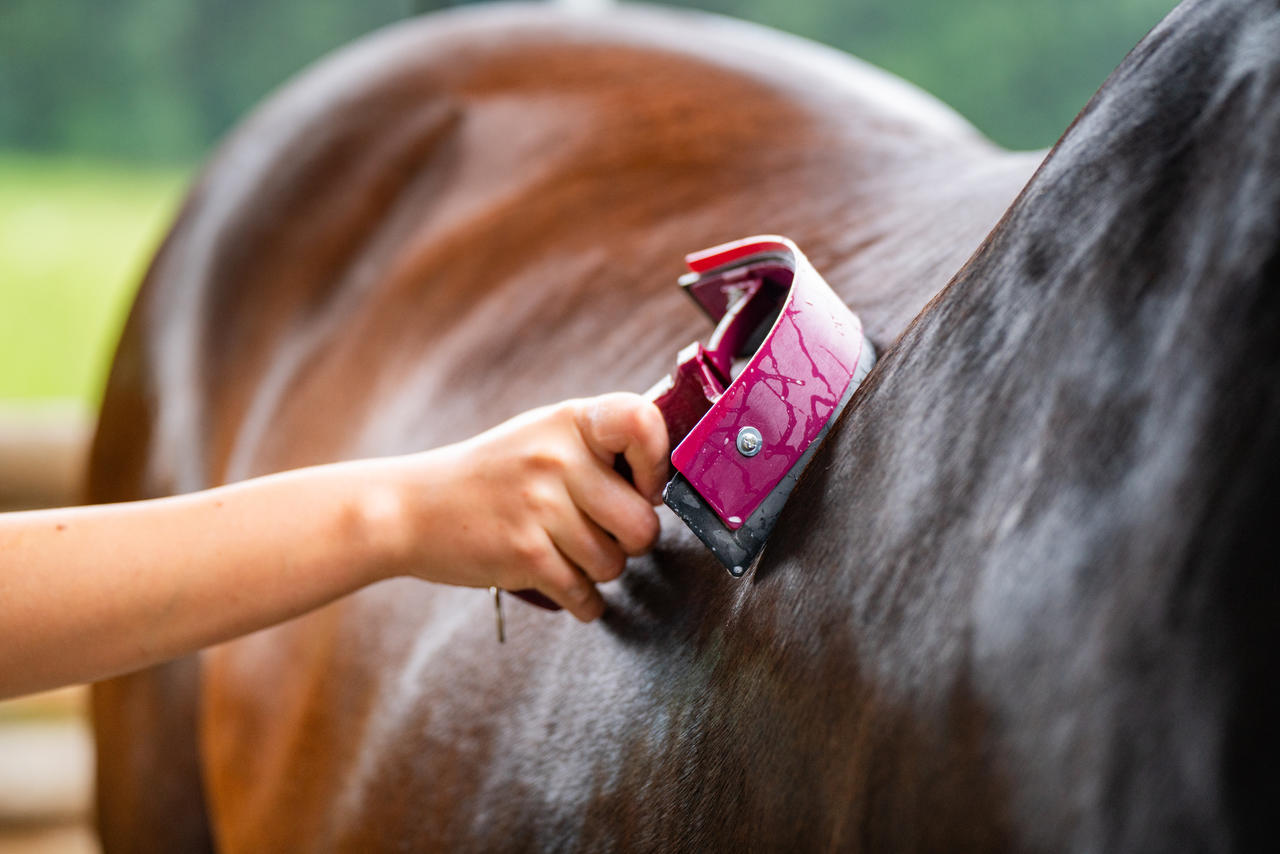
top-left (90, 5), bottom-right (1038, 852)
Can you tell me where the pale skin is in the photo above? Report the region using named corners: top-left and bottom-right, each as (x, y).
top-left (0, 392), bottom-right (669, 701)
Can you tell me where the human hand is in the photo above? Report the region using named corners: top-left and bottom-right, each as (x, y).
top-left (372, 393), bottom-right (669, 621)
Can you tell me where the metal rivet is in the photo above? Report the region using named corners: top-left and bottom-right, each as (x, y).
top-left (736, 426), bottom-right (763, 457)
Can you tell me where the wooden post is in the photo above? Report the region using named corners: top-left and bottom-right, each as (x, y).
top-left (0, 403), bottom-right (97, 847)
top-left (0, 403), bottom-right (92, 511)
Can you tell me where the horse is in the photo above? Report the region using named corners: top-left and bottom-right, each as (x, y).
top-left (88, 0), bottom-right (1276, 850)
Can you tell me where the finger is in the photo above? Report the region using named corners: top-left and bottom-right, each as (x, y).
top-left (573, 393), bottom-right (670, 503)
top-left (547, 506), bottom-right (628, 583)
top-left (565, 454), bottom-right (661, 556)
top-left (526, 536), bottom-right (606, 622)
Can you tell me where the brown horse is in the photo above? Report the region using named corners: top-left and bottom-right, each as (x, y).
top-left (89, 0), bottom-right (1277, 850)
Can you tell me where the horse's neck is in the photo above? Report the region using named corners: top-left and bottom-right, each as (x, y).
top-left (792, 142), bottom-right (1044, 349)
top-left (745, 0), bottom-right (1280, 843)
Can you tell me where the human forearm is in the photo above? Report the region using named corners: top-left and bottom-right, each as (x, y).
top-left (0, 462), bottom-right (391, 699)
top-left (0, 393), bottom-right (668, 700)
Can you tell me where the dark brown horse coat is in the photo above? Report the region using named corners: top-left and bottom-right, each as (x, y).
top-left (89, 0), bottom-right (1276, 850)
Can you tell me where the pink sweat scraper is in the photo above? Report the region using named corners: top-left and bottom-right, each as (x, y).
top-left (505, 235), bottom-right (875, 620)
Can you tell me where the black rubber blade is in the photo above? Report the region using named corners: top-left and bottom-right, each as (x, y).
top-left (663, 473), bottom-right (771, 575)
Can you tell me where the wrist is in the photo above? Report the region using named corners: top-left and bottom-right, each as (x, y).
top-left (347, 461), bottom-right (416, 585)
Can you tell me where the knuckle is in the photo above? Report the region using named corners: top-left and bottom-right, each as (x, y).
top-left (617, 402), bottom-right (644, 434)
top-left (583, 543), bottom-right (625, 583)
top-left (621, 511), bottom-right (661, 555)
top-left (631, 405), bottom-right (664, 449)
top-left (512, 533), bottom-right (547, 568)
top-left (524, 447), bottom-right (568, 477)
top-left (559, 575), bottom-right (591, 605)
top-left (634, 399), bottom-right (662, 435)
top-left (618, 537), bottom-right (645, 558)
top-left (599, 551), bottom-right (626, 582)
top-left (518, 481), bottom-right (560, 517)
top-left (550, 400), bottom-right (582, 431)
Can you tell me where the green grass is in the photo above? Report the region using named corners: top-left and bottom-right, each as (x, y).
top-left (0, 152), bottom-right (189, 404)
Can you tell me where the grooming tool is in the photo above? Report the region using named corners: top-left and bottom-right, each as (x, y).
top-left (654, 235), bottom-right (876, 573)
top-left (497, 235), bottom-right (874, 631)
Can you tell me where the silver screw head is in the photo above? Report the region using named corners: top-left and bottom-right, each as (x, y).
top-left (736, 426), bottom-right (763, 457)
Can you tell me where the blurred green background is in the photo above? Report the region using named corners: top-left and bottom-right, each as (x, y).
top-left (0, 0), bottom-right (1177, 406)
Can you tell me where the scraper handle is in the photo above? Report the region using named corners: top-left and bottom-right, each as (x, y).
top-left (509, 588), bottom-right (561, 610)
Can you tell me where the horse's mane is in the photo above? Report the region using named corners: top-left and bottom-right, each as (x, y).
top-left (776, 0), bottom-right (1279, 845)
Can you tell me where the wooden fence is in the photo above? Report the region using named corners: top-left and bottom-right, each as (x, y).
top-left (0, 404), bottom-right (91, 511)
top-left (0, 402), bottom-right (99, 854)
